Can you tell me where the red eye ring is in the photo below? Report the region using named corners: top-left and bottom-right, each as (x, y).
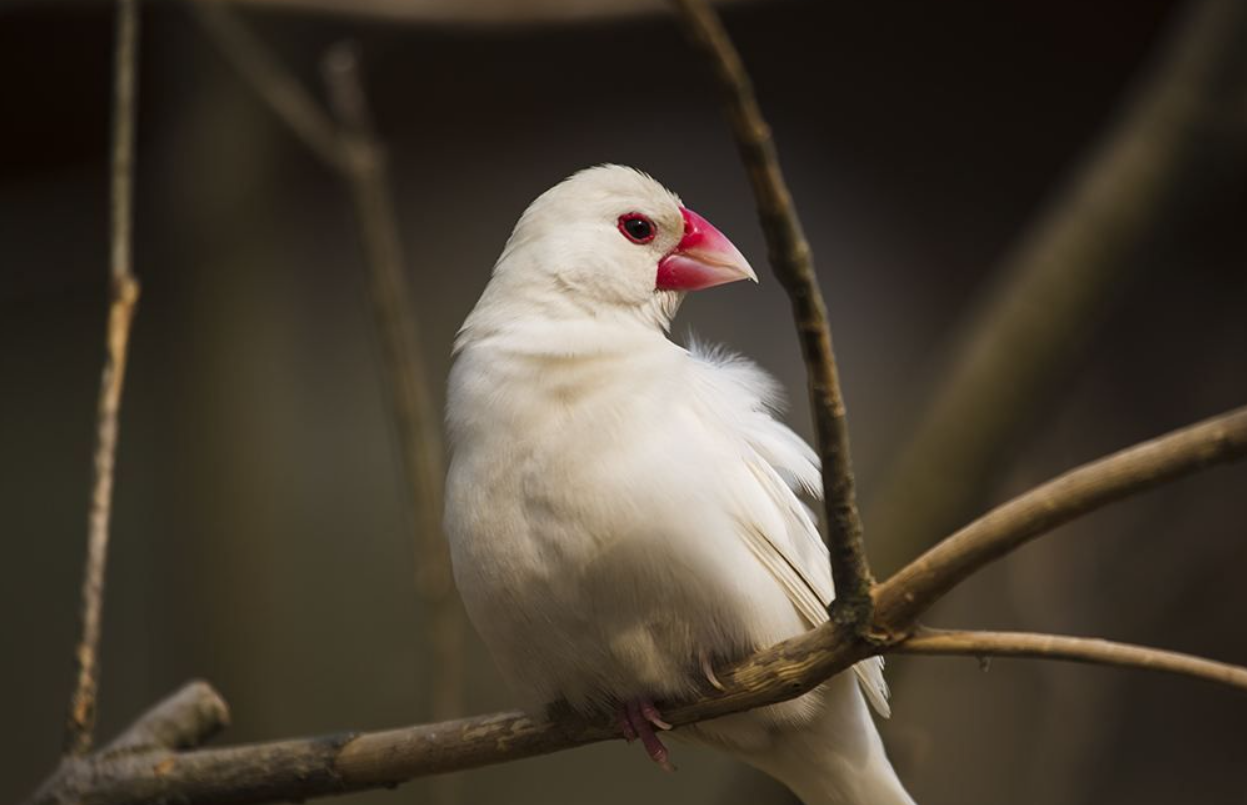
top-left (618, 213), bottom-right (657, 244)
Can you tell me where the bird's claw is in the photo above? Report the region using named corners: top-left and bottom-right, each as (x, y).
top-left (615, 699), bottom-right (676, 772)
top-left (700, 649), bottom-right (726, 692)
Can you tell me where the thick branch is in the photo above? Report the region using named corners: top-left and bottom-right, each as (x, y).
top-left (874, 406), bottom-right (1247, 631)
top-left (26, 622), bottom-right (865, 805)
top-left (64, 0), bottom-right (142, 758)
top-left (868, 0), bottom-right (1247, 568)
top-left (898, 628), bottom-right (1247, 693)
top-left (669, 0), bottom-right (873, 626)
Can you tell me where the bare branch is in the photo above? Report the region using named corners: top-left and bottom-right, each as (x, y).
top-left (64, 0), bottom-right (142, 758)
top-left (897, 628), bottom-right (1247, 693)
top-left (874, 406), bottom-right (1247, 632)
top-left (868, 0), bottom-right (1247, 566)
top-left (188, 1), bottom-right (348, 172)
top-left (322, 41), bottom-right (466, 804)
top-left (668, 0), bottom-right (874, 627)
top-left (103, 681), bottom-right (231, 755)
top-left (25, 621), bottom-right (865, 805)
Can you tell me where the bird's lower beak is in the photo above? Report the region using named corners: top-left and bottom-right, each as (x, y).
top-left (656, 207), bottom-right (758, 291)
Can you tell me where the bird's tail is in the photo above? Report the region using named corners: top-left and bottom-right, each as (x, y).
top-left (698, 673), bottom-right (916, 805)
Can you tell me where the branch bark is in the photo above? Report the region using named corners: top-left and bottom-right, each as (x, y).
top-left (669, 0), bottom-right (874, 627)
top-left (873, 406), bottom-right (1247, 632)
top-left (867, 0), bottom-right (1247, 569)
top-left (897, 628), bottom-right (1247, 693)
top-left (64, 0), bottom-right (142, 758)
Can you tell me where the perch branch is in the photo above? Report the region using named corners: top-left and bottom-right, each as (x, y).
top-left (28, 405), bottom-right (1247, 804)
top-left (867, 0), bottom-right (1247, 568)
top-left (64, 0), bottom-right (142, 758)
top-left (874, 406), bottom-right (1247, 631)
top-left (669, 0), bottom-right (874, 627)
top-left (897, 628), bottom-right (1247, 692)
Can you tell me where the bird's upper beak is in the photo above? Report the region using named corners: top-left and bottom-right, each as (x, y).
top-left (656, 207), bottom-right (758, 291)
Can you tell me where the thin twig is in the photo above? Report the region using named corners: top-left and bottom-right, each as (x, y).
top-left (668, 0), bottom-right (874, 627)
top-left (188, 1), bottom-right (348, 172)
top-left (874, 405), bottom-right (1247, 631)
top-left (867, 0), bottom-right (1247, 569)
top-left (29, 404), bottom-right (1247, 804)
top-left (64, 0), bottom-right (142, 758)
top-left (897, 628), bottom-right (1247, 693)
top-left (191, 9), bottom-right (467, 787)
top-left (322, 42), bottom-right (465, 805)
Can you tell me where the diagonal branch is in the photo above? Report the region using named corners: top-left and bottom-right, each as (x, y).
top-left (669, 0), bottom-right (874, 627)
top-left (896, 628), bottom-right (1247, 692)
top-left (874, 406), bottom-right (1247, 632)
top-left (867, 0), bottom-right (1247, 568)
top-left (64, 0), bottom-right (142, 758)
top-left (188, 1), bottom-right (347, 171)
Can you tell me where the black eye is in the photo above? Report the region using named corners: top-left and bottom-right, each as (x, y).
top-left (618, 213), bottom-right (656, 244)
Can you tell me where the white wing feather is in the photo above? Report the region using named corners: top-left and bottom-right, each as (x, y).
top-left (689, 340), bottom-right (891, 718)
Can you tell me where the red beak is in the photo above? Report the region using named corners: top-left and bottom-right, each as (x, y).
top-left (656, 207), bottom-right (758, 291)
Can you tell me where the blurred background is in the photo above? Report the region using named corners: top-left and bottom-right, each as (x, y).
top-left (3, 0), bottom-right (1245, 802)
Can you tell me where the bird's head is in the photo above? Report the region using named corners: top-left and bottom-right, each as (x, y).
top-left (486, 165), bottom-right (757, 330)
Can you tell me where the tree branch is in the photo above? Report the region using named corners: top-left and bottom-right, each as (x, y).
top-left (30, 405), bottom-right (1247, 804)
top-left (867, 0), bottom-right (1247, 568)
top-left (874, 406), bottom-right (1247, 632)
top-left (188, 1), bottom-right (348, 172)
top-left (102, 681), bottom-right (231, 755)
top-left (897, 628), bottom-right (1247, 693)
top-left (64, 0), bottom-right (142, 758)
top-left (191, 10), bottom-right (468, 794)
top-left (322, 41), bottom-right (466, 805)
top-left (668, 0), bottom-right (874, 628)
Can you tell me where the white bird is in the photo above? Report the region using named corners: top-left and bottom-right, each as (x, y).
top-left (445, 165), bottom-right (915, 805)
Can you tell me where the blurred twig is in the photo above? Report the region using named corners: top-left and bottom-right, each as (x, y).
top-left (189, 5), bottom-right (465, 769)
top-left (322, 42), bottom-right (465, 805)
top-left (897, 628), bottom-right (1247, 692)
top-left (868, 0), bottom-right (1247, 569)
top-left (64, 0), bottom-right (142, 758)
top-left (669, 0), bottom-right (873, 628)
top-left (27, 405), bottom-right (1247, 804)
top-left (189, 2), bottom-right (346, 171)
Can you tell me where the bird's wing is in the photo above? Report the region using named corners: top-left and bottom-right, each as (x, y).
top-left (688, 341), bottom-right (890, 717)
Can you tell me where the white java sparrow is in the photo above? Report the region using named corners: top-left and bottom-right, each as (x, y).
top-left (445, 165), bottom-right (915, 805)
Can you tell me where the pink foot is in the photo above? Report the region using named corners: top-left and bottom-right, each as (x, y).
top-left (614, 699), bottom-right (675, 772)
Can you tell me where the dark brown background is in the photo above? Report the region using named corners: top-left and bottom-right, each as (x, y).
top-left (3, 1), bottom-right (1245, 803)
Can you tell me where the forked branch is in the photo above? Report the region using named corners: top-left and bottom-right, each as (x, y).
top-left (874, 406), bottom-right (1247, 631)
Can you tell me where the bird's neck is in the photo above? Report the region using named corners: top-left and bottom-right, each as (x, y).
top-left (456, 276), bottom-right (683, 361)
